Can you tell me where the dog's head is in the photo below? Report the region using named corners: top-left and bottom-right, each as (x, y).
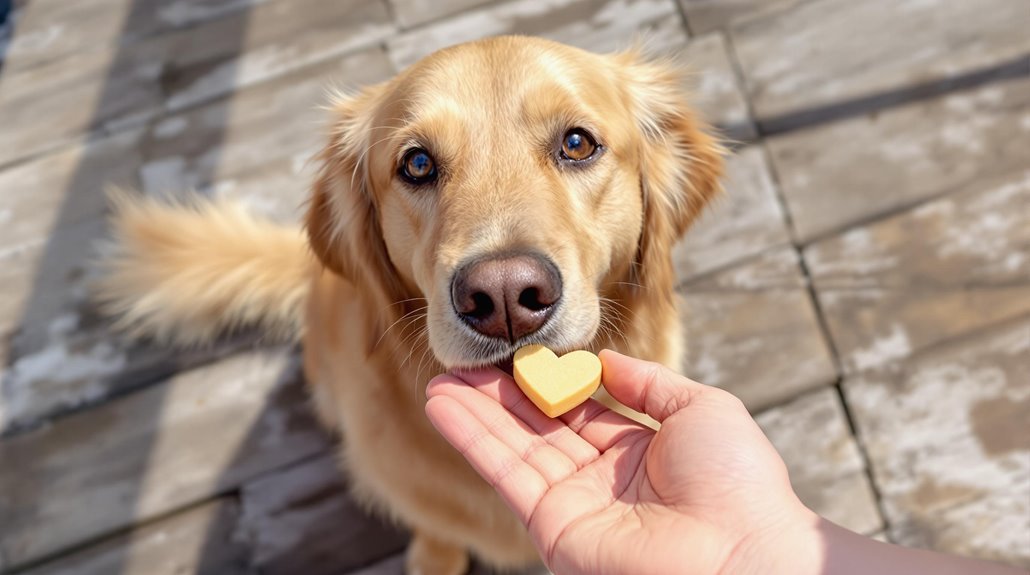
top-left (307, 36), bottom-right (722, 369)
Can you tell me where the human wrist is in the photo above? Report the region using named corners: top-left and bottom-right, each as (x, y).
top-left (717, 504), bottom-right (825, 575)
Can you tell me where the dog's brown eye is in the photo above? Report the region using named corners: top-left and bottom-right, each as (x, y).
top-left (561, 129), bottom-right (597, 162)
top-left (401, 148), bottom-right (437, 184)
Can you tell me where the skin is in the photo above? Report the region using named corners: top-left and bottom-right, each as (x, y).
top-left (426, 351), bottom-right (1026, 575)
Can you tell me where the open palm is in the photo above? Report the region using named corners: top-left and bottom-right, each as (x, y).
top-left (425, 351), bottom-right (811, 575)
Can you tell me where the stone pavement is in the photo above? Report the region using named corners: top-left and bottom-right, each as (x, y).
top-left (0, 0), bottom-right (1027, 573)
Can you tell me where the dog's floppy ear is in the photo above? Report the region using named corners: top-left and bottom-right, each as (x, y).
top-left (615, 51), bottom-right (725, 301)
top-left (305, 84), bottom-right (408, 328)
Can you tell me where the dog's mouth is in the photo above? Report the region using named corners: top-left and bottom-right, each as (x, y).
top-left (494, 356), bottom-right (515, 376)
top-left (439, 299), bottom-right (598, 375)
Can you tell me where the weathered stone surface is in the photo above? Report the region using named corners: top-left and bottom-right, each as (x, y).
top-left (806, 169), bottom-right (1030, 374)
top-left (844, 316), bottom-right (1030, 567)
top-left (0, 134), bottom-right (232, 432)
top-left (0, 0), bottom-right (394, 168)
top-left (387, 0), bottom-right (682, 69)
top-left (768, 77), bottom-right (1030, 243)
top-left (677, 0), bottom-right (805, 34)
top-left (237, 454), bottom-right (408, 575)
top-left (732, 0), bottom-right (1030, 124)
top-left (141, 47), bottom-right (394, 207)
top-left (679, 32), bottom-right (756, 141)
top-left (673, 146), bottom-right (789, 283)
top-left (0, 348), bottom-right (331, 570)
top-left (0, 46), bottom-right (163, 167)
top-left (0, 218), bottom-right (120, 382)
top-left (756, 388), bottom-right (883, 535)
top-left (0, 0), bottom-right (271, 72)
top-left (160, 0), bottom-right (394, 111)
top-left (19, 499), bottom-right (249, 575)
top-left (387, 0), bottom-right (493, 29)
top-left (0, 129), bottom-right (141, 278)
top-left (684, 247), bottom-right (804, 291)
top-left (679, 250), bottom-right (836, 411)
top-left (200, 159), bottom-right (311, 223)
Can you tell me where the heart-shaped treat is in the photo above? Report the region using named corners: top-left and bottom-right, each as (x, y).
top-left (512, 344), bottom-right (602, 418)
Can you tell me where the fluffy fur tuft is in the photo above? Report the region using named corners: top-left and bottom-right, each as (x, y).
top-left (94, 190), bottom-right (315, 346)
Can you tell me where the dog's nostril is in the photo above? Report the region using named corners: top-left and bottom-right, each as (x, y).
top-left (452, 253), bottom-right (562, 341)
top-left (469, 292), bottom-right (494, 318)
top-left (518, 287), bottom-right (549, 312)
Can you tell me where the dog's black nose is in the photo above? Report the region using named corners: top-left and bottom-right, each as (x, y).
top-left (451, 253), bottom-right (562, 342)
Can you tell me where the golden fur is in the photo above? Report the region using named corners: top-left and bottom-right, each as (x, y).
top-left (98, 37), bottom-right (724, 574)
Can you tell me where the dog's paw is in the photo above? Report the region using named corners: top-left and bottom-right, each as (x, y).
top-left (405, 533), bottom-right (469, 575)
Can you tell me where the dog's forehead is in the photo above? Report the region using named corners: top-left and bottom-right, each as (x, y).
top-left (397, 37), bottom-right (618, 119)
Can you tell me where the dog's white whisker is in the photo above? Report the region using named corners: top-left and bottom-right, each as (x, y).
top-left (373, 306), bottom-right (429, 351)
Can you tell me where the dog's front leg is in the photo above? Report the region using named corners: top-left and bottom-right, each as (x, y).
top-left (406, 530), bottom-right (470, 575)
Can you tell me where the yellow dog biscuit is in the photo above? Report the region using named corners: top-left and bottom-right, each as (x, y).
top-left (512, 344), bottom-right (601, 418)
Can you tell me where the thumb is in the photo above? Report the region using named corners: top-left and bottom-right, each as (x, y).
top-left (598, 349), bottom-right (709, 423)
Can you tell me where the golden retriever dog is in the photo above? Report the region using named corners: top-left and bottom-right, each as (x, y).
top-left (98, 36), bottom-right (723, 574)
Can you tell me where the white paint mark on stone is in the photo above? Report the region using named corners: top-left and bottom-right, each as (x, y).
top-left (141, 157), bottom-right (189, 196)
top-left (47, 312), bottom-right (79, 338)
top-left (7, 23), bottom-right (62, 55)
top-left (941, 123), bottom-right (985, 154)
top-left (852, 323), bottom-right (912, 371)
top-left (852, 353), bottom-right (1029, 532)
top-left (1002, 252), bottom-right (1027, 273)
top-left (1, 340), bottom-right (128, 430)
top-left (881, 138), bottom-right (927, 162)
top-left (153, 116), bottom-right (189, 139)
top-left (911, 198), bottom-right (954, 220)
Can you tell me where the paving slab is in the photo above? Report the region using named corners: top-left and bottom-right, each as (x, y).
top-left (571, 26), bottom-right (754, 141)
top-left (0, 133), bottom-right (225, 432)
top-left (0, 347), bottom-right (331, 570)
top-left (160, 0), bottom-right (394, 112)
top-left (806, 169), bottom-right (1030, 374)
top-left (678, 32), bottom-right (755, 142)
top-left (843, 316), bottom-right (1030, 567)
top-left (676, 0), bottom-right (805, 34)
top-left (386, 0), bottom-right (682, 69)
top-left (0, 0), bottom-right (271, 72)
top-left (731, 0), bottom-right (1030, 126)
top-left (0, 0), bottom-right (394, 168)
top-left (18, 499), bottom-right (249, 575)
top-left (684, 247), bottom-right (805, 291)
top-left (0, 45), bottom-right (163, 167)
top-left (768, 76), bottom-right (1030, 243)
top-left (237, 454), bottom-right (408, 575)
top-left (387, 0), bottom-right (493, 29)
top-left (679, 247), bottom-right (836, 412)
top-left (673, 145), bottom-right (789, 284)
top-left (756, 387), bottom-right (882, 535)
top-left (141, 47), bottom-right (394, 205)
top-left (0, 129), bottom-right (141, 289)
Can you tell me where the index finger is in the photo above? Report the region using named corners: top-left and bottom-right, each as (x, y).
top-left (440, 368), bottom-right (653, 453)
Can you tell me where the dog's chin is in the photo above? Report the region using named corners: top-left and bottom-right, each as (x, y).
top-left (442, 351), bottom-right (515, 376)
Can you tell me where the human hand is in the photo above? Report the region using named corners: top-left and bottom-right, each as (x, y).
top-left (424, 350), bottom-right (819, 575)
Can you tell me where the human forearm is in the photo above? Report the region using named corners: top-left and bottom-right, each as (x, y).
top-left (723, 505), bottom-right (1023, 575)
top-left (814, 519), bottom-right (1023, 575)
